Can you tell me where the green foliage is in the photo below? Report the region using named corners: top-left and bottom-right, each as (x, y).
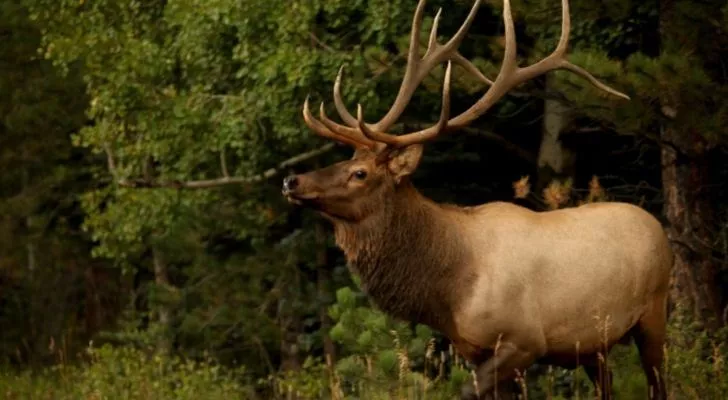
top-left (328, 284), bottom-right (436, 362)
top-left (4, 0), bottom-right (728, 398)
top-left (272, 282), bottom-right (475, 399)
top-left (1, 344), bottom-right (253, 400)
top-left (0, 0), bottom-right (116, 366)
top-left (537, 0), bottom-right (728, 148)
top-left (662, 307), bottom-right (728, 399)
top-left (5, 316), bottom-right (728, 399)
top-left (18, 0), bottom-right (516, 381)
top-left (329, 286), bottom-right (412, 354)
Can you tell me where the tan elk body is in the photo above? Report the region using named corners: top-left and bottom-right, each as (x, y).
top-left (282, 0), bottom-right (673, 398)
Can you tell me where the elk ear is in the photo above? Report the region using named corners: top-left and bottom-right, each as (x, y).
top-left (387, 144), bottom-right (423, 183)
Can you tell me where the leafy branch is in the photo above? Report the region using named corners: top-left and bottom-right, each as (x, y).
top-left (104, 143), bottom-right (336, 189)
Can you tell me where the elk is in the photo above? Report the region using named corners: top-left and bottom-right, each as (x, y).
top-left (282, 0), bottom-right (672, 398)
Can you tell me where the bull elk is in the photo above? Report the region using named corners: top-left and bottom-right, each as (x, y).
top-left (282, 0), bottom-right (672, 398)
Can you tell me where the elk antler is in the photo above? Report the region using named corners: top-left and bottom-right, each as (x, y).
top-left (303, 96), bottom-right (377, 149)
top-left (303, 0), bottom-right (482, 149)
top-left (303, 0), bottom-right (630, 149)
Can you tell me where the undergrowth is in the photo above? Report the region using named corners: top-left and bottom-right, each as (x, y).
top-left (271, 304), bottom-right (728, 399)
top-left (1, 306), bottom-right (727, 399)
top-left (1, 344), bottom-right (253, 400)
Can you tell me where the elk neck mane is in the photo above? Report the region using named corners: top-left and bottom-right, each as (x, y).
top-left (332, 180), bottom-right (476, 331)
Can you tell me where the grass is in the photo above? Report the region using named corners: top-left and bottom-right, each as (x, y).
top-left (1, 344), bottom-right (254, 400)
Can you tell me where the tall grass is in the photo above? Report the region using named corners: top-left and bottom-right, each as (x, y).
top-left (1, 308), bottom-right (727, 399)
top-left (1, 344), bottom-right (253, 400)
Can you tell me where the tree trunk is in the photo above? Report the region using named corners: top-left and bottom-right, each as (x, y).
top-left (315, 222), bottom-right (340, 398)
top-left (658, 0), bottom-right (724, 330)
top-left (278, 253), bottom-right (302, 398)
top-left (278, 315), bottom-right (301, 373)
top-left (152, 246), bottom-right (172, 353)
top-left (537, 76), bottom-right (575, 192)
top-left (661, 126), bottom-right (723, 329)
top-left (315, 222), bottom-right (336, 364)
top-left (84, 265), bottom-right (102, 336)
top-left (278, 292), bottom-right (302, 400)
top-left (22, 168), bottom-right (36, 272)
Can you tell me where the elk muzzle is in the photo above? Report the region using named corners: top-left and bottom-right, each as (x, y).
top-left (282, 174), bottom-right (320, 206)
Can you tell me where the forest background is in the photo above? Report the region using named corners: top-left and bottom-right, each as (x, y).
top-left (1, 0), bottom-right (727, 398)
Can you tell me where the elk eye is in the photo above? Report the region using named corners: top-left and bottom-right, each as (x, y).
top-left (353, 170), bottom-right (367, 180)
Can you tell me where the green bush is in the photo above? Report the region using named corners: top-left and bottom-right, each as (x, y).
top-left (271, 283), bottom-right (473, 399)
top-left (662, 308), bottom-right (728, 399)
top-left (1, 344), bottom-right (254, 400)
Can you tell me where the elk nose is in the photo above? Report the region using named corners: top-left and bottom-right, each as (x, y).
top-left (282, 175), bottom-right (299, 193)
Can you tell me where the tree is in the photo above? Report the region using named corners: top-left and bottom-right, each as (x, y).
top-left (0, 1), bottom-right (119, 365)
top-left (656, 0), bottom-right (728, 329)
top-left (25, 0), bottom-right (487, 376)
top-left (539, 0), bottom-right (728, 328)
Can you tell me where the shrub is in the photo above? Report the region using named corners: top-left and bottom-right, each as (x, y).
top-left (1, 343), bottom-right (253, 400)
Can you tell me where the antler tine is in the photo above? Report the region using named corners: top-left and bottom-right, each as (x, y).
top-left (318, 102), bottom-right (377, 148)
top-left (501, 0), bottom-right (518, 72)
top-left (333, 66), bottom-right (357, 127)
top-left (451, 52), bottom-right (494, 86)
top-left (364, 0), bottom-right (630, 148)
top-left (425, 8), bottom-right (492, 85)
top-left (458, 0), bottom-right (630, 116)
top-left (424, 8), bottom-right (443, 57)
top-left (509, 0), bottom-right (629, 99)
top-left (302, 97), bottom-right (375, 149)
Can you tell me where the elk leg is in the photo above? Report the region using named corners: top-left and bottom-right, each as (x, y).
top-left (460, 342), bottom-right (535, 400)
top-left (634, 294), bottom-right (668, 400)
top-left (583, 354), bottom-right (613, 400)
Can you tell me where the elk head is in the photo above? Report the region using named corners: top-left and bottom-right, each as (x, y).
top-left (282, 143), bottom-right (424, 221)
top-left (282, 0), bottom-right (629, 222)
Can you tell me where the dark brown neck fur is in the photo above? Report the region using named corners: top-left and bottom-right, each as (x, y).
top-left (333, 181), bottom-right (474, 332)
